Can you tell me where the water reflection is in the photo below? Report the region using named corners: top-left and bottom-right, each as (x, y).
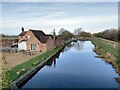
top-left (46, 52), bottom-right (60, 67)
top-left (73, 41), bottom-right (84, 50)
top-left (22, 41), bottom-right (119, 88)
top-left (46, 41), bottom-right (84, 67)
top-left (64, 41), bottom-right (84, 52)
top-left (118, 75), bottom-right (120, 90)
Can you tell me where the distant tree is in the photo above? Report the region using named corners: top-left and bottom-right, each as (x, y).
top-left (73, 28), bottom-right (82, 35)
top-left (93, 28), bottom-right (118, 42)
top-left (80, 31), bottom-right (92, 38)
top-left (118, 28), bottom-right (120, 42)
top-left (60, 30), bottom-right (74, 41)
top-left (58, 28), bottom-right (65, 35)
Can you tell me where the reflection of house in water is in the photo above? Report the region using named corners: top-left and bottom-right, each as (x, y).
top-left (46, 52), bottom-right (61, 67)
top-left (46, 41), bottom-right (85, 66)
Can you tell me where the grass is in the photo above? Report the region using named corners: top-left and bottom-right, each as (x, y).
top-left (91, 37), bottom-right (120, 74)
top-left (8, 46), bottom-right (62, 82)
top-left (91, 37), bottom-right (118, 58)
top-left (1, 56), bottom-right (11, 89)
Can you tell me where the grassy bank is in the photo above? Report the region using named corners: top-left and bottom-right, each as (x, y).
top-left (2, 39), bottom-right (73, 89)
top-left (91, 37), bottom-right (118, 58)
top-left (91, 37), bottom-right (120, 74)
top-left (7, 46), bottom-right (62, 86)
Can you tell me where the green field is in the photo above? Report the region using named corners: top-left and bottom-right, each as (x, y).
top-left (91, 37), bottom-right (120, 74)
top-left (91, 37), bottom-right (118, 58)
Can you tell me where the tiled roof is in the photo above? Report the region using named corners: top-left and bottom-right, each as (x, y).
top-left (39, 36), bottom-right (50, 43)
top-left (19, 29), bottom-right (54, 43)
top-left (46, 34), bottom-right (53, 38)
top-left (30, 29), bottom-right (50, 43)
top-left (30, 29), bottom-right (46, 36)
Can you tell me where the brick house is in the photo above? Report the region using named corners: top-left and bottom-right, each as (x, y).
top-left (18, 27), bottom-right (61, 52)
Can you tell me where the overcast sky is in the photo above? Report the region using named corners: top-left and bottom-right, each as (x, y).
top-left (1, 2), bottom-right (118, 35)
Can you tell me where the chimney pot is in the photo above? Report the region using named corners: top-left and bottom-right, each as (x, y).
top-left (21, 27), bottom-right (24, 32)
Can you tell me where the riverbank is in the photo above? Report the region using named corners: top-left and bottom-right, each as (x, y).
top-left (4, 40), bottom-right (73, 89)
top-left (22, 40), bottom-right (119, 88)
top-left (9, 47), bottom-right (63, 89)
top-left (11, 46), bottom-right (64, 89)
top-left (91, 37), bottom-right (119, 74)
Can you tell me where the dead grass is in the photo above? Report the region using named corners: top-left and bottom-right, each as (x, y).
top-left (4, 52), bottom-right (43, 69)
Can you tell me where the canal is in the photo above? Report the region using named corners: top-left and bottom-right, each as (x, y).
top-left (22, 41), bottom-right (119, 88)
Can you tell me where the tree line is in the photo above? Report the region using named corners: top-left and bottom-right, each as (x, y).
top-left (58, 28), bottom-right (119, 42)
top-left (58, 28), bottom-right (92, 41)
top-left (93, 28), bottom-right (119, 42)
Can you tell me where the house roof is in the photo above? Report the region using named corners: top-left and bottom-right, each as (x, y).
top-left (39, 36), bottom-right (50, 43)
top-left (46, 34), bottom-right (53, 38)
top-left (30, 29), bottom-right (45, 38)
top-left (19, 29), bottom-right (54, 43)
top-left (30, 29), bottom-right (50, 43)
top-left (30, 29), bottom-right (46, 36)
top-left (19, 31), bottom-right (27, 36)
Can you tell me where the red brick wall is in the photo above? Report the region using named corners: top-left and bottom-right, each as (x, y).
top-left (56, 37), bottom-right (62, 47)
top-left (41, 44), bottom-right (47, 52)
top-left (25, 31), bottom-right (43, 51)
top-left (18, 30), bottom-right (57, 52)
top-left (46, 37), bottom-right (54, 51)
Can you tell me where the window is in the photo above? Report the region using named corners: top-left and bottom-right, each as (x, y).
top-left (31, 44), bottom-right (36, 50)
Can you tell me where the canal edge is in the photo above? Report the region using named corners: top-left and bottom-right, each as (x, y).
top-left (11, 40), bottom-right (73, 90)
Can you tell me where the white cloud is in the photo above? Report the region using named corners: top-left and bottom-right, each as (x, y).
top-left (2, 15), bottom-right (117, 35)
top-left (2, 2), bottom-right (118, 35)
top-left (43, 11), bottom-right (69, 18)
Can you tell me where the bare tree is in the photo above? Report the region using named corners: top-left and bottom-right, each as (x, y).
top-left (93, 28), bottom-right (118, 42)
top-left (73, 28), bottom-right (82, 35)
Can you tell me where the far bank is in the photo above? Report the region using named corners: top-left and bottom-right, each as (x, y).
top-left (91, 37), bottom-right (119, 75)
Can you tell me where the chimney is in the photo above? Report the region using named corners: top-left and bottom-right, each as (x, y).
top-left (53, 29), bottom-right (56, 48)
top-left (21, 27), bottom-right (24, 32)
top-left (53, 29), bottom-right (56, 40)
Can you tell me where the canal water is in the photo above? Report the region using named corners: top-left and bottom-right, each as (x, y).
top-left (22, 41), bottom-right (119, 88)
